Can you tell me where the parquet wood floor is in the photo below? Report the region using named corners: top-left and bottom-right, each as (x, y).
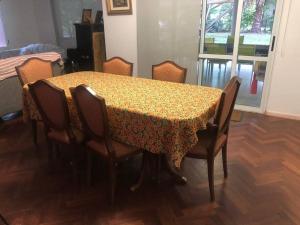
top-left (0, 113), bottom-right (300, 225)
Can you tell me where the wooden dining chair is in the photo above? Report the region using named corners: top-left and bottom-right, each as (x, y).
top-left (186, 76), bottom-right (241, 201)
top-left (152, 61), bottom-right (187, 83)
top-left (28, 80), bottom-right (84, 175)
top-left (16, 57), bottom-right (54, 146)
top-left (70, 84), bottom-right (141, 205)
top-left (103, 57), bottom-right (133, 76)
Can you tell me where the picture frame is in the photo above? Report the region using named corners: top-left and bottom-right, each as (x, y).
top-left (94, 10), bottom-right (103, 24)
top-left (82, 9), bottom-right (92, 24)
top-left (106, 0), bottom-right (132, 15)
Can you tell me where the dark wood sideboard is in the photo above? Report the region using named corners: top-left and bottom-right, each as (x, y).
top-left (67, 23), bottom-right (106, 71)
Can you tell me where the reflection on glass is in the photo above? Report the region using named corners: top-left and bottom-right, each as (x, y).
top-left (203, 0), bottom-right (238, 55)
top-left (239, 0), bottom-right (276, 56)
top-left (200, 58), bottom-right (232, 89)
top-left (236, 61), bottom-right (266, 107)
top-left (199, 58), bottom-right (267, 107)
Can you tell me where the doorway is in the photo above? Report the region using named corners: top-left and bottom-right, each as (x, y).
top-left (198, 0), bottom-right (282, 112)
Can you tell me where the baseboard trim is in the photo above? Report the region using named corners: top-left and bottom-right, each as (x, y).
top-left (266, 111), bottom-right (300, 121)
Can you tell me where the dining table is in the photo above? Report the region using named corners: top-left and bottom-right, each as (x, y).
top-left (23, 71), bottom-right (222, 181)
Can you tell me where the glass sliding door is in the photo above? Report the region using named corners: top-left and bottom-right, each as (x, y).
top-left (199, 0), bottom-right (238, 88)
top-left (199, 0), bottom-right (282, 112)
top-left (236, 0), bottom-right (278, 108)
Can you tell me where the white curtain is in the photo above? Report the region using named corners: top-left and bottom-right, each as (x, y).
top-left (0, 2), bottom-right (7, 48)
top-left (137, 0), bottom-right (202, 84)
top-left (52, 0), bottom-right (102, 48)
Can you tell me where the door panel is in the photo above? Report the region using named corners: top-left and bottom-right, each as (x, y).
top-left (200, 58), bottom-right (232, 89)
top-left (201, 0), bottom-right (239, 56)
top-left (199, 0), bottom-right (281, 111)
top-left (236, 60), bottom-right (266, 107)
top-left (236, 0), bottom-right (277, 107)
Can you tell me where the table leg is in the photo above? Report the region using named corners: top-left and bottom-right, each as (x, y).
top-left (131, 152), bottom-right (187, 191)
top-left (164, 155), bottom-right (187, 184)
top-left (130, 151), bottom-right (147, 192)
top-left (31, 119), bottom-right (37, 146)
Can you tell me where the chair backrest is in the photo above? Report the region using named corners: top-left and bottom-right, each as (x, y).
top-left (214, 76), bottom-right (241, 134)
top-left (16, 57), bottom-right (53, 86)
top-left (103, 57), bottom-right (133, 76)
top-left (70, 85), bottom-right (109, 141)
top-left (238, 44), bottom-right (256, 56)
top-left (205, 43), bottom-right (227, 55)
top-left (28, 79), bottom-right (70, 131)
top-left (152, 61), bottom-right (187, 83)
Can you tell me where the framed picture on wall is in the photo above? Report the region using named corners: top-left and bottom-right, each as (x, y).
top-left (94, 11), bottom-right (103, 24)
top-left (82, 9), bottom-right (92, 23)
top-left (106, 0), bottom-right (132, 15)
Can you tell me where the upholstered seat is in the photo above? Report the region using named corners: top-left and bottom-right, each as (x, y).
top-left (152, 61), bottom-right (187, 83)
top-left (103, 57), bottom-right (133, 76)
top-left (188, 128), bottom-right (227, 158)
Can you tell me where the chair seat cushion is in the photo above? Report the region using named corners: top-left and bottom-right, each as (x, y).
top-left (187, 129), bottom-right (227, 158)
top-left (86, 139), bottom-right (140, 159)
top-left (48, 128), bottom-right (85, 144)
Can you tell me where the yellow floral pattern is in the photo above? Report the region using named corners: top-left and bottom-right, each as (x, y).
top-left (23, 72), bottom-right (222, 167)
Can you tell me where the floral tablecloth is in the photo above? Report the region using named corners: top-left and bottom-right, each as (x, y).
top-left (23, 72), bottom-right (222, 167)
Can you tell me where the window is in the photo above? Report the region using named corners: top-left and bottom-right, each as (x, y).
top-left (0, 7), bottom-right (7, 47)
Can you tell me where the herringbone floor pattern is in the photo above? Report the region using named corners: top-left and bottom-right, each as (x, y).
top-left (0, 113), bottom-right (300, 225)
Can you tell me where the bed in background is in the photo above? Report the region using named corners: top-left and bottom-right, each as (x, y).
top-left (0, 44), bottom-right (65, 118)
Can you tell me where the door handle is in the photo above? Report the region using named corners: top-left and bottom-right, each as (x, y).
top-left (271, 36), bottom-right (276, 51)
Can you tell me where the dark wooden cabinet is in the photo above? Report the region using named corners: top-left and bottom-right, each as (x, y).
top-left (67, 23), bottom-right (106, 71)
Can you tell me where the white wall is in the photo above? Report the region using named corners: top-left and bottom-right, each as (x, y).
top-left (266, 0), bottom-right (300, 118)
top-left (1, 0), bottom-right (56, 49)
top-left (102, 0), bottom-right (138, 75)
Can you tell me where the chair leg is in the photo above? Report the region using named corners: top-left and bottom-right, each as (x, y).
top-left (45, 137), bottom-right (54, 172)
top-left (210, 63), bottom-right (214, 81)
top-left (208, 62), bottom-right (212, 83)
top-left (87, 151), bottom-right (92, 186)
top-left (222, 142), bottom-right (228, 178)
top-left (31, 120), bottom-right (37, 146)
top-left (109, 160), bottom-right (117, 206)
top-left (71, 160), bottom-right (78, 184)
top-left (0, 213), bottom-right (10, 225)
top-left (207, 157), bottom-right (215, 201)
top-left (55, 143), bottom-right (61, 159)
top-left (130, 151), bottom-right (147, 192)
top-left (46, 138), bottom-right (53, 162)
top-left (156, 154), bottom-right (162, 184)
